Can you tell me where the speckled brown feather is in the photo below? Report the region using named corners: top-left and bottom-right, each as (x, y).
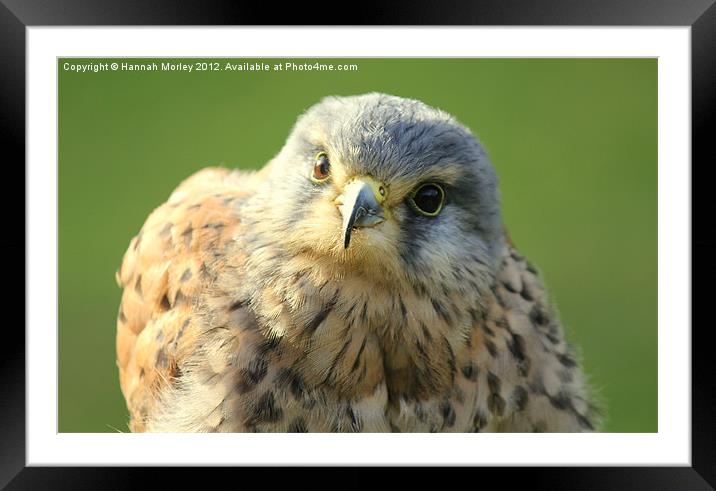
top-left (134, 235), bottom-right (600, 433)
top-left (115, 166), bottom-right (268, 431)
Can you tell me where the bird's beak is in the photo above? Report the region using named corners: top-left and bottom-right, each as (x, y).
top-left (335, 176), bottom-right (387, 249)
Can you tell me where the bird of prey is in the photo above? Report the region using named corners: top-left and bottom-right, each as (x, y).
top-left (116, 93), bottom-right (600, 432)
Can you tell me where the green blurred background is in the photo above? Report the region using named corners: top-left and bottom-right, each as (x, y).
top-left (59, 58), bottom-right (656, 433)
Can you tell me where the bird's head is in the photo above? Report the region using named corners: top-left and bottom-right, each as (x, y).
top-left (254, 93), bottom-right (503, 289)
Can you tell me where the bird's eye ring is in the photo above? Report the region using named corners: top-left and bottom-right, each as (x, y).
top-left (311, 152), bottom-right (331, 182)
top-left (409, 183), bottom-right (445, 217)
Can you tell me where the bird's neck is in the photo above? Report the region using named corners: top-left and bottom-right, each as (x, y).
top-left (226, 231), bottom-right (496, 400)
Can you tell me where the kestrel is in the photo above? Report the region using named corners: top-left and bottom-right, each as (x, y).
top-left (116, 93), bottom-right (600, 432)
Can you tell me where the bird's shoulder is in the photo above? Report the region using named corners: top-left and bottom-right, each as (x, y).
top-left (115, 166), bottom-right (263, 431)
top-left (461, 243), bottom-right (601, 432)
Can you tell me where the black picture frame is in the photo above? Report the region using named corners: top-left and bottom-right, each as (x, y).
top-left (3, 0), bottom-right (713, 488)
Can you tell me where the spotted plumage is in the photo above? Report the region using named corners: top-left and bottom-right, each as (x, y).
top-left (116, 93), bottom-right (600, 432)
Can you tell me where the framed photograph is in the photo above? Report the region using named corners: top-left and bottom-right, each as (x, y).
top-left (6, 0), bottom-right (713, 487)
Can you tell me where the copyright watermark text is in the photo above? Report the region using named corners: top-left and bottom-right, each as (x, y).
top-left (61, 60), bottom-right (360, 74)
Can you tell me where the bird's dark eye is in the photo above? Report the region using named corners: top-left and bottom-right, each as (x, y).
top-left (312, 152), bottom-right (331, 182)
top-left (409, 183), bottom-right (445, 216)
